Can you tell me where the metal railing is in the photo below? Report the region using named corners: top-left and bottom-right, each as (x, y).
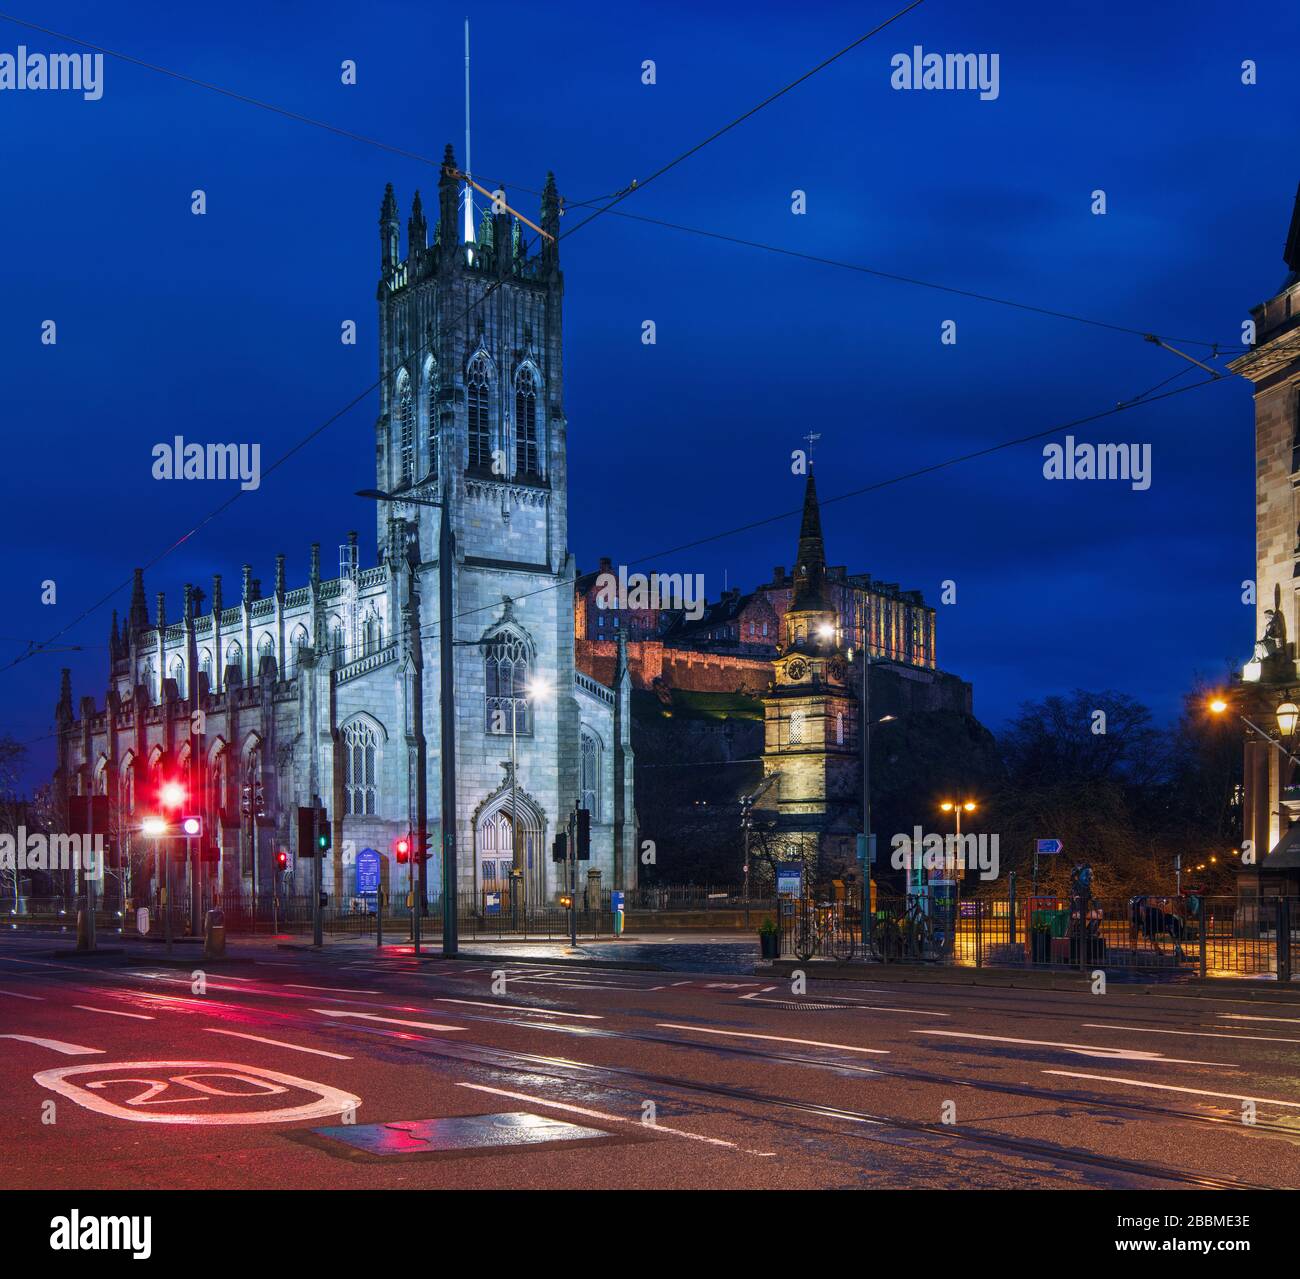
top-left (775, 892), bottom-right (1300, 980)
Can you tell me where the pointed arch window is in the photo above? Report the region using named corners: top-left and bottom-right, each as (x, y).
top-left (423, 356), bottom-right (440, 482)
top-left (168, 655), bottom-right (186, 698)
top-left (343, 719), bottom-right (379, 816)
top-left (515, 366), bottom-right (540, 478)
top-left (467, 353), bottom-right (492, 469)
top-left (484, 631), bottom-right (531, 735)
top-left (396, 373), bottom-right (415, 486)
top-left (580, 731), bottom-right (601, 819)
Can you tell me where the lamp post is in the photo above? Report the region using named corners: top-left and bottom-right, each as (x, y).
top-left (356, 486), bottom-right (458, 956)
top-left (938, 799), bottom-right (976, 922)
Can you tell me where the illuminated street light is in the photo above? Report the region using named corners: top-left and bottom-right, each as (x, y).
top-left (141, 816), bottom-right (166, 836)
top-left (1277, 702), bottom-right (1299, 736)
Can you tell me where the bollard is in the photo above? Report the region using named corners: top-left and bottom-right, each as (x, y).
top-left (203, 908), bottom-right (226, 959)
top-left (76, 907), bottom-right (90, 951)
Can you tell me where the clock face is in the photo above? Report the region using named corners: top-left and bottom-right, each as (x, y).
top-left (786, 657), bottom-right (809, 681)
top-left (828, 658), bottom-right (847, 682)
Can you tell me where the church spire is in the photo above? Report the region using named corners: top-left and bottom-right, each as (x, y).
top-left (408, 189), bottom-right (427, 255)
top-left (790, 469), bottom-right (831, 614)
top-left (128, 567), bottom-right (148, 633)
top-left (380, 183), bottom-right (399, 271)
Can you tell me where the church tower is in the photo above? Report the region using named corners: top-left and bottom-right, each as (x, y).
top-left (373, 150), bottom-right (591, 904)
top-left (758, 470), bottom-right (861, 875)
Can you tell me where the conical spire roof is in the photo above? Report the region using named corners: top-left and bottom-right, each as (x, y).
top-left (790, 469), bottom-right (831, 613)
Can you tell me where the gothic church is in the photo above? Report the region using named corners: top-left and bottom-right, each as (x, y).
top-left (54, 149), bottom-right (635, 909)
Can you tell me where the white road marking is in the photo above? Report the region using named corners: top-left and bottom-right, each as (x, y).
top-left (1043, 1070), bottom-right (1300, 1109)
top-left (310, 1009), bottom-right (464, 1032)
top-left (456, 1082), bottom-right (774, 1155)
top-left (1219, 1013), bottom-right (1300, 1025)
top-left (743, 994), bottom-right (948, 1017)
top-left (204, 1029), bottom-right (352, 1060)
top-left (0, 1035), bottom-right (104, 1055)
top-left (657, 1023), bottom-right (889, 1055)
top-left (32, 1060), bottom-right (361, 1125)
top-left (432, 997), bottom-right (602, 1020)
top-left (1084, 1023), bottom-right (1300, 1045)
top-left (286, 984), bottom-right (380, 994)
top-left (73, 1005), bottom-right (154, 1021)
top-left (915, 1030), bottom-right (1229, 1065)
top-left (0, 988), bottom-right (43, 1000)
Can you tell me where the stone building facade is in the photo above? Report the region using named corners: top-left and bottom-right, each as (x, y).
top-left (1229, 182), bottom-right (1300, 896)
top-left (53, 149), bottom-right (635, 910)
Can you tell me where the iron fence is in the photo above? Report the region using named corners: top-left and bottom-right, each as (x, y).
top-left (776, 891), bottom-right (1300, 979)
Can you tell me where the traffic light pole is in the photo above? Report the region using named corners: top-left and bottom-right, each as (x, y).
top-left (311, 800), bottom-right (323, 948)
top-left (568, 803), bottom-right (578, 947)
top-left (406, 541), bottom-right (426, 957)
top-left (437, 496), bottom-right (457, 957)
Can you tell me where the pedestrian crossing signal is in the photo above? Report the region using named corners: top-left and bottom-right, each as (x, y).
top-left (559, 894), bottom-right (573, 910)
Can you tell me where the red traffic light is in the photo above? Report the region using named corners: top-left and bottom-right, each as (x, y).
top-left (275, 850), bottom-right (288, 871)
top-left (159, 781), bottom-right (187, 810)
top-left (180, 815), bottom-right (203, 837)
top-left (394, 836), bottom-right (410, 864)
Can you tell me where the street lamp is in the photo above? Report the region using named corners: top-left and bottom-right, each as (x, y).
top-left (1208, 695), bottom-right (1300, 769)
top-left (938, 799), bottom-right (976, 903)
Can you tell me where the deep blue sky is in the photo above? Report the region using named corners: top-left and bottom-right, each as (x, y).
top-left (2, 0), bottom-right (1297, 788)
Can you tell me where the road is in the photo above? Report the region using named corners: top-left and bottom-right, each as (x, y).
top-left (1, 930), bottom-right (1298, 1191)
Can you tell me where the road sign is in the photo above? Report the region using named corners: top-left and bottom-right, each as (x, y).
top-left (776, 862), bottom-right (803, 896)
top-left (1036, 839), bottom-right (1063, 856)
top-left (355, 848), bottom-right (381, 894)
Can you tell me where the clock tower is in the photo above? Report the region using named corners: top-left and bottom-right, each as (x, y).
top-left (758, 470), bottom-right (862, 874)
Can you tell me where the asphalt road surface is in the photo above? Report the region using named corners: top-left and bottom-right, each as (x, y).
top-left (1, 930), bottom-right (1298, 1191)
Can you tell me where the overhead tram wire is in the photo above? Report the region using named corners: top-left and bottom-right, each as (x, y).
top-left (402, 369), bottom-right (1230, 649)
top-left (0, 365), bottom-right (1238, 749)
top-left (0, 10), bottom-right (1236, 352)
top-left (0, 6), bottom-right (923, 675)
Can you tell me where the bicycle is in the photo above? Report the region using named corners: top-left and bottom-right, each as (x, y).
top-left (793, 899), bottom-right (856, 962)
top-left (871, 894), bottom-right (938, 962)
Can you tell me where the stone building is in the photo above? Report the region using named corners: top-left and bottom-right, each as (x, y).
top-left (52, 149), bottom-right (635, 911)
top-left (1229, 181), bottom-right (1300, 897)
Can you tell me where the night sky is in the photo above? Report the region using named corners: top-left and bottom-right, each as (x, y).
top-left (3, 0), bottom-right (1297, 789)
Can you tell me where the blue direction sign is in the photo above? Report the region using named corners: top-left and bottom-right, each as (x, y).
top-left (356, 848), bottom-right (382, 894)
top-left (1036, 839), bottom-right (1064, 856)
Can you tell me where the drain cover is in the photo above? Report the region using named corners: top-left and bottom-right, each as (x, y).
top-left (303, 1111), bottom-right (614, 1160)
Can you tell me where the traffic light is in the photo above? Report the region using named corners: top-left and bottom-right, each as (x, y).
top-left (180, 815), bottom-right (203, 838)
top-left (558, 893), bottom-right (573, 910)
top-left (552, 832), bottom-right (567, 863)
top-left (576, 808), bottom-right (591, 861)
top-left (296, 806), bottom-right (329, 859)
top-left (394, 835), bottom-right (410, 865)
top-left (159, 779), bottom-right (187, 814)
top-left (275, 849), bottom-right (288, 872)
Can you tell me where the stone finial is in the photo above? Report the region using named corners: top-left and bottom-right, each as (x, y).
top-left (155, 591), bottom-right (166, 631)
top-left (275, 553), bottom-right (286, 597)
top-left (241, 564), bottom-right (253, 604)
top-left (310, 543), bottom-right (321, 586)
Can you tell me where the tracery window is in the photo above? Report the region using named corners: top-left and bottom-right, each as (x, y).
top-left (397, 372), bottom-right (415, 485)
top-left (485, 631), bottom-right (531, 735)
top-left (514, 366), bottom-right (540, 477)
top-left (343, 719), bottom-right (379, 816)
top-left (467, 353), bottom-right (492, 469)
top-left (580, 731), bottom-right (600, 818)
